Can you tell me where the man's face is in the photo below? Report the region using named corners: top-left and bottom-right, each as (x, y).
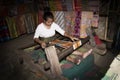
top-left (44, 18), bottom-right (53, 27)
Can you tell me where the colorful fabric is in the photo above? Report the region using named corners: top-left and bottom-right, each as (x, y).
top-left (6, 17), bottom-right (18, 38)
top-left (73, 11), bottom-right (81, 38)
top-left (64, 11), bottom-right (75, 36)
top-left (80, 11), bottom-right (93, 38)
top-left (92, 14), bottom-right (99, 27)
top-left (50, 39), bottom-right (73, 49)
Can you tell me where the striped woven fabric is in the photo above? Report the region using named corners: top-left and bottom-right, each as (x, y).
top-left (54, 11), bottom-right (65, 30)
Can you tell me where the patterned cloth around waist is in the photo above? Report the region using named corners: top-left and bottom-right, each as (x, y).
top-left (40, 36), bottom-right (56, 43)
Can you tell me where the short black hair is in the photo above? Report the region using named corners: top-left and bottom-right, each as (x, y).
top-left (43, 11), bottom-right (54, 21)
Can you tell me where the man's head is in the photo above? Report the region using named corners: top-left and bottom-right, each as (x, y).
top-left (43, 12), bottom-right (54, 27)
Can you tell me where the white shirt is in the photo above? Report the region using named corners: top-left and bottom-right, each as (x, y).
top-left (34, 22), bottom-right (65, 38)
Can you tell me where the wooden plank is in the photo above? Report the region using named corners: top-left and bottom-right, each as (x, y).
top-left (45, 46), bottom-right (62, 78)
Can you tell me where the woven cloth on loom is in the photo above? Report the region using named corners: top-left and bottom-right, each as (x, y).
top-left (50, 39), bottom-right (73, 49)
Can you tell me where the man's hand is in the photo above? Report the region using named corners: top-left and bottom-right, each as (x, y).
top-left (70, 36), bottom-right (79, 42)
top-left (64, 32), bottom-right (79, 41)
top-left (41, 42), bottom-right (46, 48)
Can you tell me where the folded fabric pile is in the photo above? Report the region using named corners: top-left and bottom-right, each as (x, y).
top-left (66, 47), bottom-right (93, 65)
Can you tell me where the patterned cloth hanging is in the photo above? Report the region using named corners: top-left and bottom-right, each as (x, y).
top-left (65, 0), bottom-right (74, 11)
top-left (15, 15), bottom-right (26, 35)
top-left (0, 17), bottom-right (10, 42)
top-left (73, 0), bottom-right (82, 38)
top-left (6, 17), bottom-right (18, 38)
top-left (64, 11), bottom-right (75, 36)
top-left (73, 11), bottom-right (81, 38)
top-left (54, 0), bottom-right (63, 11)
top-left (80, 11), bottom-right (93, 38)
top-left (24, 13), bottom-right (35, 33)
top-left (54, 11), bottom-right (65, 30)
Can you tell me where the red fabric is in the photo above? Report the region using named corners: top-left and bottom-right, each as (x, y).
top-left (94, 35), bottom-right (102, 45)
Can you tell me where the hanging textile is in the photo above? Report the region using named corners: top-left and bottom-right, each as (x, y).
top-left (73, 11), bottom-right (81, 38)
top-left (65, 0), bottom-right (74, 11)
top-left (6, 17), bottom-right (18, 38)
top-left (49, 0), bottom-right (56, 11)
top-left (54, 11), bottom-right (65, 30)
top-left (73, 0), bottom-right (82, 38)
top-left (0, 17), bottom-right (10, 42)
top-left (64, 11), bottom-right (75, 36)
top-left (61, 0), bottom-right (67, 11)
top-left (80, 11), bottom-right (93, 38)
top-left (55, 0), bottom-right (63, 11)
top-left (38, 11), bottom-right (43, 24)
top-left (24, 13), bottom-right (35, 34)
top-left (91, 13), bottom-right (99, 28)
top-left (15, 15), bottom-right (26, 35)
top-left (73, 0), bottom-right (81, 11)
top-left (95, 17), bottom-right (107, 40)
